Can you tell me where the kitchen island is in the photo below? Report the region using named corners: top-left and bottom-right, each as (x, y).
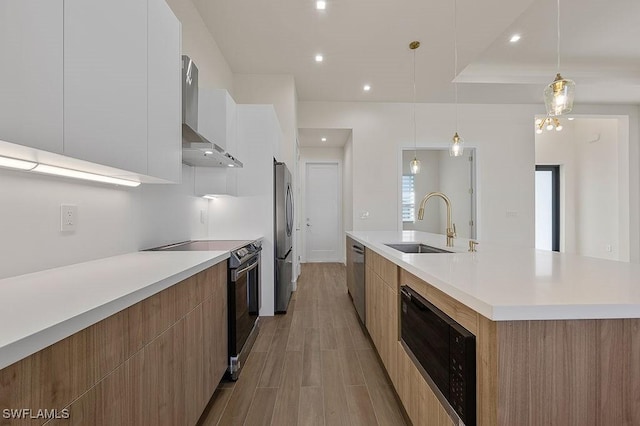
top-left (347, 230), bottom-right (640, 426)
top-left (0, 250), bottom-right (229, 425)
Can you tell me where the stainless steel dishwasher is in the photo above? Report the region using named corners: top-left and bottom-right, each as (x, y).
top-left (351, 242), bottom-right (365, 325)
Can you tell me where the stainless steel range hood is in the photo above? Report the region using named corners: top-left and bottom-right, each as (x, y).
top-left (182, 56), bottom-right (243, 168)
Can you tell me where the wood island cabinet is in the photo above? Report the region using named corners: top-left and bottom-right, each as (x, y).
top-left (0, 262), bottom-right (227, 426)
top-left (348, 236), bottom-right (640, 425)
top-left (359, 250), bottom-right (640, 426)
top-left (364, 249), bottom-right (398, 388)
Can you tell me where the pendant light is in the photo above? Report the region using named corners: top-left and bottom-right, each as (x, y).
top-left (544, 0), bottom-right (575, 116)
top-left (450, 0), bottom-right (464, 157)
top-left (409, 41), bottom-right (421, 174)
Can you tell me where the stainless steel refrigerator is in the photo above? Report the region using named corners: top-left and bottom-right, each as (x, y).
top-left (274, 161), bottom-right (294, 313)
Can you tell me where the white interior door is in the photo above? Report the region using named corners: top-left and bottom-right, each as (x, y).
top-left (305, 163), bottom-right (340, 262)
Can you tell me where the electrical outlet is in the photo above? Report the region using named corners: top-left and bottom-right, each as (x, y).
top-left (606, 244), bottom-right (612, 252)
top-left (506, 211), bottom-right (518, 218)
top-left (61, 204), bottom-right (78, 232)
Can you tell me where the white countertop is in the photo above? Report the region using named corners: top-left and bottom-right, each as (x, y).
top-left (0, 251), bottom-right (228, 370)
top-left (348, 230), bottom-right (640, 321)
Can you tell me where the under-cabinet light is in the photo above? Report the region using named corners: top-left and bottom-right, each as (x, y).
top-left (0, 155), bottom-right (141, 186)
top-left (32, 164), bottom-right (141, 187)
top-left (203, 194), bottom-right (233, 199)
top-left (0, 156), bottom-right (37, 171)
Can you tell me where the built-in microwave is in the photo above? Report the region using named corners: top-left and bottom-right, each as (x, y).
top-left (400, 285), bottom-right (476, 426)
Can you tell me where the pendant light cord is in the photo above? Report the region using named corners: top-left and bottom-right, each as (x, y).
top-left (454, 0), bottom-right (459, 132)
top-left (413, 47), bottom-right (417, 158)
top-left (556, 0), bottom-right (561, 72)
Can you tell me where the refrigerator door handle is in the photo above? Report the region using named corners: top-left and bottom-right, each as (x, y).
top-left (285, 184), bottom-right (293, 237)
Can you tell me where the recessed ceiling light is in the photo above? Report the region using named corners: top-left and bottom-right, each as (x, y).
top-left (363, 84), bottom-right (371, 92)
top-left (321, 137), bottom-right (327, 142)
top-left (568, 117), bottom-right (575, 120)
top-left (509, 34), bottom-right (521, 43)
top-left (316, 1), bottom-right (326, 10)
top-left (315, 54), bottom-right (323, 62)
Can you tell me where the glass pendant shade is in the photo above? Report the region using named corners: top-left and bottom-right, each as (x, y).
top-left (410, 157), bottom-right (421, 174)
top-left (450, 132), bottom-right (464, 157)
top-left (544, 73), bottom-right (575, 116)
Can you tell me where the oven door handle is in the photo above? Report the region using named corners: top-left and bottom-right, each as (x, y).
top-left (400, 287), bottom-right (412, 299)
top-left (232, 260), bottom-right (259, 281)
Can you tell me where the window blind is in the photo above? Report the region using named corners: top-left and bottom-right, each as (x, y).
top-left (402, 175), bottom-right (415, 223)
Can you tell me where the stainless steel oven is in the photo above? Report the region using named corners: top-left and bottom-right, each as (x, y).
top-left (147, 239), bottom-right (261, 381)
top-left (227, 242), bottom-right (261, 380)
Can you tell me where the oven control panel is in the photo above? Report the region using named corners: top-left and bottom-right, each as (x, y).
top-left (449, 327), bottom-right (476, 425)
top-left (230, 242), bottom-right (262, 267)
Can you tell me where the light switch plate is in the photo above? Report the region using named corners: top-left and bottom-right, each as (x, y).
top-left (61, 204), bottom-right (78, 232)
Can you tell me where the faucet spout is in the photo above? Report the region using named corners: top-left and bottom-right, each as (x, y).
top-left (417, 192), bottom-right (456, 247)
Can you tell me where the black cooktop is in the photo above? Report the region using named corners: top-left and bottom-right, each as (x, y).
top-left (150, 240), bottom-right (252, 252)
top-left (148, 240), bottom-right (262, 268)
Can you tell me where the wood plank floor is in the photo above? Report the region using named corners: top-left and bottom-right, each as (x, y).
top-left (198, 263), bottom-right (407, 426)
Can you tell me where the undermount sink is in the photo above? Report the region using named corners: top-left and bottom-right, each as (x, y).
top-left (384, 243), bottom-right (452, 254)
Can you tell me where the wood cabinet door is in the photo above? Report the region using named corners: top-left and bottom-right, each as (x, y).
top-left (203, 264), bottom-right (228, 397)
top-left (0, 0), bottom-right (63, 153)
top-left (382, 282), bottom-right (398, 385)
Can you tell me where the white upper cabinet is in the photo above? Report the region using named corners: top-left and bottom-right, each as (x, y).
top-left (198, 89), bottom-right (237, 156)
top-left (64, 0), bottom-right (148, 175)
top-left (194, 167), bottom-right (237, 197)
top-left (0, 0), bottom-right (181, 183)
top-left (147, 0), bottom-right (182, 183)
top-left (194, 89), bottom-right (239, 195)
top-left (0, 0), bottom-right (63, 153)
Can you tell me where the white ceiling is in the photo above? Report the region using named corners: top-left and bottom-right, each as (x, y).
top-left (298, 128), bottom-right (352, 147)
top-left (192, 0), bottom-right (640, 105)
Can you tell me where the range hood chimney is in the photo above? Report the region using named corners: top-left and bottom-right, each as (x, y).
top-left (181, 56), bottom-right (242, 168)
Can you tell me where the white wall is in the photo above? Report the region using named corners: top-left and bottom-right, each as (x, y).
top-left (233, 75), bottom-right (297, 168)
top-left (438, 150), bottom-right (474, 239)
top-left (233, 74), bottom-right (300, 283)
top-left (0, 165), bottom-right (209, 279)
top-left (207, 105), bottom-right (280, 316)
top-left (298, 102), bottom-right (640, 259)
top-left (299, 146), bottom-right (345, 262)
top-left (535, 121), bottom-right (578, 253)
top-left (343, 134), bottom-right (354, 235)
top-left (166, 0), bottom-right (234, 93)
top-left (537, 118), bottom-right (623, 260)
top-left (139, 165), bottom-right (210, 249)
top-left (299, 102), bottom-right (538, 248)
